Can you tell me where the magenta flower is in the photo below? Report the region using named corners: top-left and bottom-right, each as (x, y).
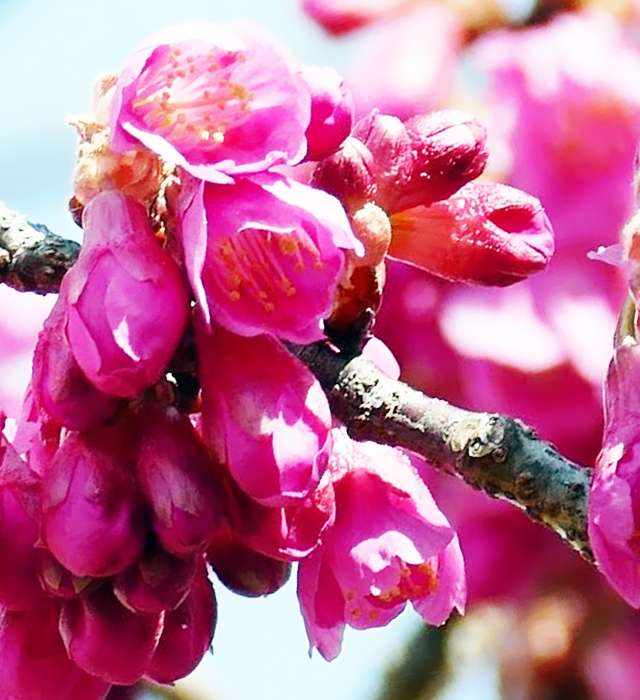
top-left (198, 324), bottom-right (331, 506)
top-left (110, 21), bottom-right (311, 182)
top-left (59, 586), bottom-right (164, 685)
top-left (146, 563), bottom-right (216, 684)
top-left (181, 172), bottom-right (360, 342)
top-left (0, 600), bottom-right (111, 700)
top-left (297, 431), bottom-right (465, 660)
top-left (588, 340), bottom-right (640, 607)
top-left (299, 65), bottom-right (354, 162)
top-left (63, 191), bottom-right (189, 398)
top-left (135, 402), bottom-right (224, 556)
top-left (388, 181), bottom-right (555, 286)
top-left (302, 0), bottom-right (421, 36)
top-left (41, 424), bottom-right (147, 578)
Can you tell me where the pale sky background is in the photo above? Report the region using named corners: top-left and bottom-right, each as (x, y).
top-left (0, 1), bottom-right (504, 698)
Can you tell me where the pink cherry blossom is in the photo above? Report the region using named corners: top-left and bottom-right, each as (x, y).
top-left (388, 181), bottom-right (554, 286)
top-left (297, 431), bottom-right (465, 660)
top-left (59, 586), bottom-right (164, 685)
top-left (41, 424), bottom-right (147, 578)
top-left (198, 325), bottom-right (331, 506)
top-left (180, 172), bottom-right (361, 342)
top-left (298, 65), bottom-right (354, 162)
top-left (110, 21), bottom-right (311, 182)
top-left (0, 600), bottom-right (111, 700)
top-left (135, 402), bottom-right (224, 556)
top-left (302, 0), bottom-right (421, 36)
top-left (63, 191), bottom-right (189, 398)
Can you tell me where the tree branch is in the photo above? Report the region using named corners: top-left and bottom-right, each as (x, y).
top-left (291, 342), bottom-right (593, 562)
top-left (0, 202), bottom-right (80, 294)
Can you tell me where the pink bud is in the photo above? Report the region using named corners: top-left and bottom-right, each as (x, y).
top-left (41, 425), bottom-right (147, 578)
top-left (207, 528), bottom-right (291, 597)
top-left (0, 432), bottom-right (45, 610)
top-left (135, 403), bottom-right (224, 557)
top-left (199, 325), bottom-right (332, 507)
top-left (299, 65), bottom-right (354, 162)
top-left (146, 564), bottom-right (216, 685)
top-left (64, 191), bottom-right (189, 398)
top-left (311, 136), bottom-right (377, 213)
top-left (113, 541), bottom-right (197, 614)
top-left (388, 181), bottom-right (555, 286)
top-left (32, 297), bottom-right (124, 430)
top-left (0, 601), bottom-right (111, 700)
top-left (59, 585), bottom-right (164, 685)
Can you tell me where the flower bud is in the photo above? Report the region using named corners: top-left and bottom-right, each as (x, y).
top-left (311, 136), bottom-right (377, 213)
top-left (388, 181), bottom-right (555, 286)
top-left (207, 528), bottom-right (291, 597)
top-left (64, 191), bottom-right (189, 398)
top-left (59, 585), bottom-right (164, 685)
top-left (299, 65), bottom-right (354, 161)
top-left (389, 110), bottom-right (489, 214)
top-left (36, 549), bottom-right (95, 600)
top-left (352, 110), bottom-right (413, 211)
top-left (41, 425), bottom-right (147, 578)
top-left (146, 564), bottom-right (216, 685)
top-left (135, 403), bottom-right (224, 557)
top-left (113, 542), bottom-right (197, 614)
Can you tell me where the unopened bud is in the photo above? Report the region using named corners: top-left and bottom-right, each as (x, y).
top-left (300, 65), bottom-right (354, 162)
top-left (390, 110), bottom-right (489, 214)
top-left (207, 530), bottom-right (291, 597)
top-left (388, 182), bottom-right (554, 286)
top-left (311, 136), bottom-right (377, 213)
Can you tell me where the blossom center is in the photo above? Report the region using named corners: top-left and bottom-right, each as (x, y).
top-left (366, 561), bottom-right (439, 610)
top-left (130, 45), bottom-right (253, 151)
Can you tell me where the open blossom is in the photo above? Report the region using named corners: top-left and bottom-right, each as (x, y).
top-left (180, 172), bottom-right (361, 342)
top-left (198, 324), bottom-right (332, 506)
top-left (63, 191), bottom-right (189, 398)
top-left (298, 431), bottom-right (465, 660)
top-left (110, 21), bottom-right (311, 182)
top-left (388, 182), bottom-right (555, 286)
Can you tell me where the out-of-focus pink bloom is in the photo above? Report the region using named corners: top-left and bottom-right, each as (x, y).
top-left (207, 527), bottom-right (291, 597)
top-left (63, 191), bottom-right (189, 398)
top-left (302, 0), bottom-right (421, 36)
top-left (589, 339), bottom-right (640, 607)
top-left (0, 600), bottom-right (110, 700)
top-left (583, 624), bottom-right (640, 700)
top-left (113, 544), bottom-right (197, 614)
top-left (41, 426), bottom-right (147, 578)
top-left (352, 109), bottom-right (488, 214)
top-left (110, 22), bottom-right (311, 182)
top-left (135, 403), bottom-right (223, 556)
top-left (297, 431), bottom-right (465, 660)
top-left (31, 297), bottom-right (123, 431)
top-left (146, 564), bottom-right (216, 684)
top-left (299, 65), bottom-right (354, 161)
top-left (0, 428), bottom-right (45, 610)
top-left (180, 172), bottom-right (360, 343)
top-left (388, 182), bottom-right (554, 286)
top-left (198, 325), bottom-right (331, 506)
top-left (59, 586), bottom-right (164, 685)
top-left (347, 4), bottom-right (462, 119)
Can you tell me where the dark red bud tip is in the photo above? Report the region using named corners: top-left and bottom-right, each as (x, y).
top-left (311, 137), bottom-right (377, 214)
top-left (207, 533), bottom-right (292, 597)
top-left (388, 181), bottom-right (555, 286)
top-left (391, 110), bottom-right (489, 213)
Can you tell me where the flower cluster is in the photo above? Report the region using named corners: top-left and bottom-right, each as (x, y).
top-left (0, 19), bottom-right (555, 699)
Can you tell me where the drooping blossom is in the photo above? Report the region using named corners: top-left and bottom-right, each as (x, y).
top-left (0, 600), bottom-right (110, 700)
top-left (110, 21), bottom-right (311, 182)
top-left (198, 324), bottom-right (332, 506)
top-left (135, 402), bottom-right (223, 556)
top-left (298, 64), bottom-right (354, 162)
top-left (40, 423), bottom-right (147, 578)
top-left (63, 191), bottom-right (189, 398)
top-left (388, 181), bottom-right (555, 286)
top-left (297, 430), bottom-right (465, 660)
top-left (180, 172), bottom-right (361, 342)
